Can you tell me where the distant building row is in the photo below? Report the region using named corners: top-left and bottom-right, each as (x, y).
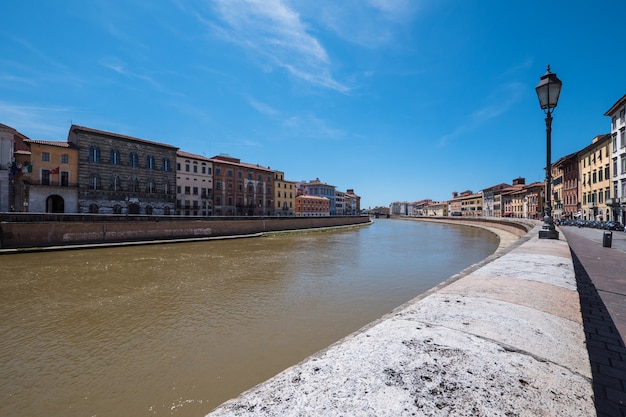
top-left (0, 124), bottom-right (360, 216)
top-left (391, 93), bottom-right (626, 224)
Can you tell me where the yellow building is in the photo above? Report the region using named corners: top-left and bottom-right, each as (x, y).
top-left (579, 134), bottom-right (612, 221)
top-left (22, 139), bottom-right (79, 213)
top-left (274, 170), bottom-right (295, 216)
top-left (450, 190), bottom-right (482, 217)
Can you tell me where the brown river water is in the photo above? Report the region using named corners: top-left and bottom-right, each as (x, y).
top-left (0, 219), bottom-right (498, 417)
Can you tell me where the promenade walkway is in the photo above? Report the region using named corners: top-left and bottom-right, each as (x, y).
top-left (560, 226), bottom-right (626, 417)
top-left (207, 223), bottom-right (596, 416)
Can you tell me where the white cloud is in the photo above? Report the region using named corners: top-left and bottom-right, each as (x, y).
top-left (208, 0), bottom-right (349, 92)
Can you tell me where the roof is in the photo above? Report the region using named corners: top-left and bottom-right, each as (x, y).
top-left (69, 124), bottom-right (178, 149)
top-left (296, 195), bottom-right (329, 201)
top-left (604, 93), bottom-right (626, 117)
top-left (177, 150), bottom-right (212, 161)
top-left (23, 139), bottom-right (76, 149)
top-left (209, 154), bottom-right (273, 172)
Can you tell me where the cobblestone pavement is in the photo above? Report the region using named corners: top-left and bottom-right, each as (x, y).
top-left (560, 226), bottom-right (626, 417)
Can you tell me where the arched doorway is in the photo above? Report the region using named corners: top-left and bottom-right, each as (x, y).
top-left (128, 203), bottom-right (140, 214)
top-left (46, 195), bottom-right (64, 213)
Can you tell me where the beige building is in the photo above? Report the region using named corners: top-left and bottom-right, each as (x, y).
top-left (450, 191), bottom-right (482, 217)
top-left (176, 150), bottom-right (213, 216)
top-left (344, 189), bottom-right (361, 215)
top-left (524, 182), bottom-right (545, 220)
top-left (21, 139), bottom-right (79, 213)
top-left (274, 170), bottom-right (295, 216)
top-left (579, 134), bottom-right (612, 221)
top-left (424, 201), bottom-right (448, 216)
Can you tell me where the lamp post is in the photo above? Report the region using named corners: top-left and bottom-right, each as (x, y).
top-left (535, 65), bottom-right (562, 239)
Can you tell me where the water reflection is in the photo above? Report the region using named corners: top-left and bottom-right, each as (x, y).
top-left (0, 219), bottom-right (498, 417)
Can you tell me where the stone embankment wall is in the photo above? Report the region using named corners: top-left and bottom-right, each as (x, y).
top-left (0, 214), bottom-right (370, 249)
top-left (207, 217), bottom-right (594, 416)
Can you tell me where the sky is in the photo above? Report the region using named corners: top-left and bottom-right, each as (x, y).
top-left (2, 0), bottom-right (626, 209)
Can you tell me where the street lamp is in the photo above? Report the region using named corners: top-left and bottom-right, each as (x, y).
top-left (535, 65), bottom-right (562, 239)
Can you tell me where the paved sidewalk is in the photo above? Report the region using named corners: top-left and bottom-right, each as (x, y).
top-left (560, 226), bottom-right (626, 417)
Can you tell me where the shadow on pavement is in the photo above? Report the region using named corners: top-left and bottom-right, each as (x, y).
top-left (571, 249), bottom-right (626, 417)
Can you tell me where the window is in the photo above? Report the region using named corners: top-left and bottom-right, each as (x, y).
top-left (111, 175), bottom-right (121, 191)
top-left (89, 173), bottom-right (101, 190)
top-left (228, 169), bottom-right (233, 177)
top-left (185, 186), bottom-right (191, 194)
top-left (128, 177), bottom-right (139, 192)
top-left (146, 155), bottom-right (155, 170)
top-left (599, 169), bottom-right (603, 182)
top-left (41, 169), bottom-right (51, 185)
top-left (110, 149), bottom-right (121, 165)
top-left (61, 171), bottom-right (69, 187)
top-left (164, 181), bottom-right (170, 194)
top-left (147, 179), bottom-right (155, 193)
top-left (201, 164), bottom-right (206, 174)
top-left (216, 167), bottom-right (221, 176)
top-left (42, 152), bottom-right (50, 162)
top-left (89, 146), bottom-right (101, 162)
top-left (614, 158), bottom-right (619, 177)
top-left (621, 129), bottom-right (625, 148)
top-left (162, 158), bottom-right (171, 172)
top-left (613, 134), bottom-right (618, 153)
top-left (193, 187), bottom-right (198, 195)
top-left (622, 156), bottom-right (626, 174)
top-left (61, 154), bottom-right (69, 164)
top-left (193, 163), bottom-right (198, 173)
top-left (216, 181), bottom-right (222, 190)
top-left (129, 152), bottom-right (138, 167)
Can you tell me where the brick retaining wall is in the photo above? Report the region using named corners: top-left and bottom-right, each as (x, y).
top-left (0, 215), bottom-right (370, 249)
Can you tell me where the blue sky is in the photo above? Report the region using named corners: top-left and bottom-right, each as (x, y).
top-left (2, 0), bottom-right (626, 209)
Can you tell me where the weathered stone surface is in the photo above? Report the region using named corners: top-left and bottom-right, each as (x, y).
top-left (206, 225), bottom-right (594, 417)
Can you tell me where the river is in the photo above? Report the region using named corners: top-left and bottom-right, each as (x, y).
top-left (0, 218), bottom-right (498, 417)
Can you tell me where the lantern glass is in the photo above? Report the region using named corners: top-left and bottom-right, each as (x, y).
top-left (535, 67), bottom-right (562, 111)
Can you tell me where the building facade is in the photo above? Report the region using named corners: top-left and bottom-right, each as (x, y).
top-left (482, 183), bottom-right (509, 217)
top-left (0, 124), bottom-right (15, 212)
top-left (578, 134), bottom-right (612, 221)
top-left (22, 139), bottom-right (79, 213)
top-left (274, 170), bottom-right (295, 216)
top-left (344, 189), bottom-right (361, 215)
top-left (209, 154), bottom-right (274, 216)
top-left (176, 151), bottom-right (213, 216)
top-left (295, 195), bottom-right (330, 216)
top-left (605, 94), bottom-right (626, 223)
top-left (552, 153), bottom-right (579, 220)
top-left (297, 178), bottom-right (336, 215)
top-left (68, 125), bottom-right (178, 215)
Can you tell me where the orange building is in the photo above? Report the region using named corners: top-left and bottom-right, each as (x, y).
top-left (295, 195), bottom-right (330, 216)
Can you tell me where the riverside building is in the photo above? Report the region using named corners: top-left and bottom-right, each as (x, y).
top-left (68, 125), bottom-right (178, 215)
top-left (605, 94), bottom-right (626, 223)
top-left (578, 134), bottom-right (612, 221)
top-left (176, 150), bottom-right (213, 216)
